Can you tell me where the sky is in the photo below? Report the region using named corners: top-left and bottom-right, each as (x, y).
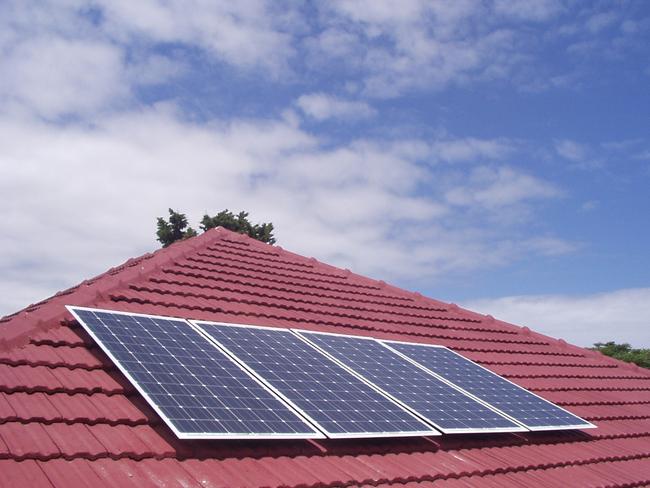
top-left (1, 0), bottom-right (649, 347)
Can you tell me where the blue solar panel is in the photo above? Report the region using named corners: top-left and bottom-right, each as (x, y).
top-left (384, 341), bottom-right (595, 431)
top-left (297, 331), bottom-right (525, 433)
top-left (193, 321), bottom-right (439, 438)
top-left (67, 307), bottom-right (323, 439)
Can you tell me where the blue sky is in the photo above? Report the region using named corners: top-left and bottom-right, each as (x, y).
top-left (1, 0), bottom-right (649, 346)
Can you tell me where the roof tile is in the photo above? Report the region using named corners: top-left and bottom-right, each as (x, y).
top-left (44, 423), bottom-right (107, 459)
top-left (46, 392), bottom-right (103, 423)
top-left (0, 422), bottom-right (60, 459)
top-left (0, 344), bottom-right (62, 367)
top-left (0, 459), bottom-right (53, 487)
top-left (0, 392), bottom-right (17, 422)
top-left (0, 364), bottom-right (62, 393)
top-left (203, 457), bottom-right (287, 487)
top-left (88, 424), bottom-right (155, 459)
top-left (87, 457), bottom-right (197, 488)
top-left (129, 458), bottom-right (202, 487)
top-left (1, 228), bottom-right (649, 487)
top-left (129, 425), bottom-right (182, 459)
top-left (31, 326), bottom-right (86, 348)
top-left (4, 392), bottom-right (62, 422)
top-left (86, 393), bottom-right (151, 425)
top-left (37, 459), bottom-right (105, 488)
top-left (50, 346), bottom-right (107, 369)
top-left (48, 367), bottom-right (126, 395)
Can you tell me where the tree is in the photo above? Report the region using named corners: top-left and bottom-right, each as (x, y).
top-left (155, 208), bottom-right (276, 247)
top-left (156, 208), bottom-right (198, 247)
top-left (200, 210), bottom-right (276, 244)
top-left (592, 341), bottom-right (650, 369)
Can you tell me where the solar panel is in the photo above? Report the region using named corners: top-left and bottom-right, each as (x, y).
top-left (192, 321), bottom-right (439, 438)
top-left (384, 340), bottom-right (596, 431)
top-left (297, 330), bottom-right (525, 433)
top-left (67, 307), bottom-right (323, 439)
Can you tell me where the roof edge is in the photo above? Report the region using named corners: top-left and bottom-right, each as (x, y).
top-left (0, 228), bottom-right (228, 351)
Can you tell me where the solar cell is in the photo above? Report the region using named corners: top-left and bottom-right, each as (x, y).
top-left (297, 330), bottom-right (525, 433)
top-left (67, 307), bottom-right (323, 439)
top-left (384, 340), bottom-right (596, 431)
top-left (193, 321), bottom-right (439, 438)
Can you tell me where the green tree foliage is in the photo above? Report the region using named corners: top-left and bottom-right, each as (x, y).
top-left (200, 210), bottom-right (276, 244)
top-left (156, 208), bottom-right (198, 247)
top-left (592, 342), bottom-right (650, 369)
top-left (155, 208), bottom-right (276, 247)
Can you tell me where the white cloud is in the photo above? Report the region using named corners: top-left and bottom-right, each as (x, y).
top-left (581, 200), bottom-right (599, 211)
top-left (464, 288), bottom-right (650, 347)
top-left (0, 37), bottom-right (127, 118)
top-left (636, 150), bottom-right (650, 161)
top-left (296, 93), bottom-right (377, 121)
top-left (553, 138), bottom-right (646, 171)
top-left (97, 0), bottom-right (296, 76)
top-left (586, 11), bottom-right (618, 33)
top-left (493, 0), bottom-right (563, 22)
top-left (0, 107), bottom-right (563, 316)
top-left (554, 139), bottom-right (603, 170)
top-left (0, 0), bottom-right (620, 320)
top-left (431, 138), bottom-right (514, 163)
top-left (0, 0), bottom-right (299, 119)
top-left (311, 0), bottom-right (573, 97)
top-left (523, 236), bottom-right (578, 256)
top-left (444, 166), bottom-right (559, 209)
top-left (555, 139), bottom-right (587, 162)
top-left (1, 0), bottom-right (643, 116)
top-left (304, 27), bottom-right (360, 61)
top-left (126, 54), bottom-right (188, 86)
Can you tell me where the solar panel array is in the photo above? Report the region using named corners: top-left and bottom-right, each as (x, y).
top-left (67, 307), bottom-right (322, 439)
top-left (385, 341), bottom-right (595, 431)
top-left (69, 306), bottom-right (594, 440)
top-left (193, 322), bottom-right (437, 437)
top-left (297, 331), bottom-right (524, 433)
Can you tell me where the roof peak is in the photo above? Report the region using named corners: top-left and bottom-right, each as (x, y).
top-left (2, 226), bottom-right (648, 378)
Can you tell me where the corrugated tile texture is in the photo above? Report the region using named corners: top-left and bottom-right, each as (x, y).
top-left (1, 227), bottom-right (649, 487)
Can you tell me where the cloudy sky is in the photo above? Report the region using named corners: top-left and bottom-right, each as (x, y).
top-left (1, 0), bottom-right (649, 347)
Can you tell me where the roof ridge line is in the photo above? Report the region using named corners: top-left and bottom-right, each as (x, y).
top-left (214, 232), bottom-right (574, 348)
top-left (252, 228), bottom-right (606, 363)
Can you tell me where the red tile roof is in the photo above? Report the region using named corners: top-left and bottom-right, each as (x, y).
top-left (1, 227), bottom-right (649, 487)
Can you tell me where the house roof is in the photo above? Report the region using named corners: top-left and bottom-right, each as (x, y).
top-left (1, 227), bottom-right (649, 487)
